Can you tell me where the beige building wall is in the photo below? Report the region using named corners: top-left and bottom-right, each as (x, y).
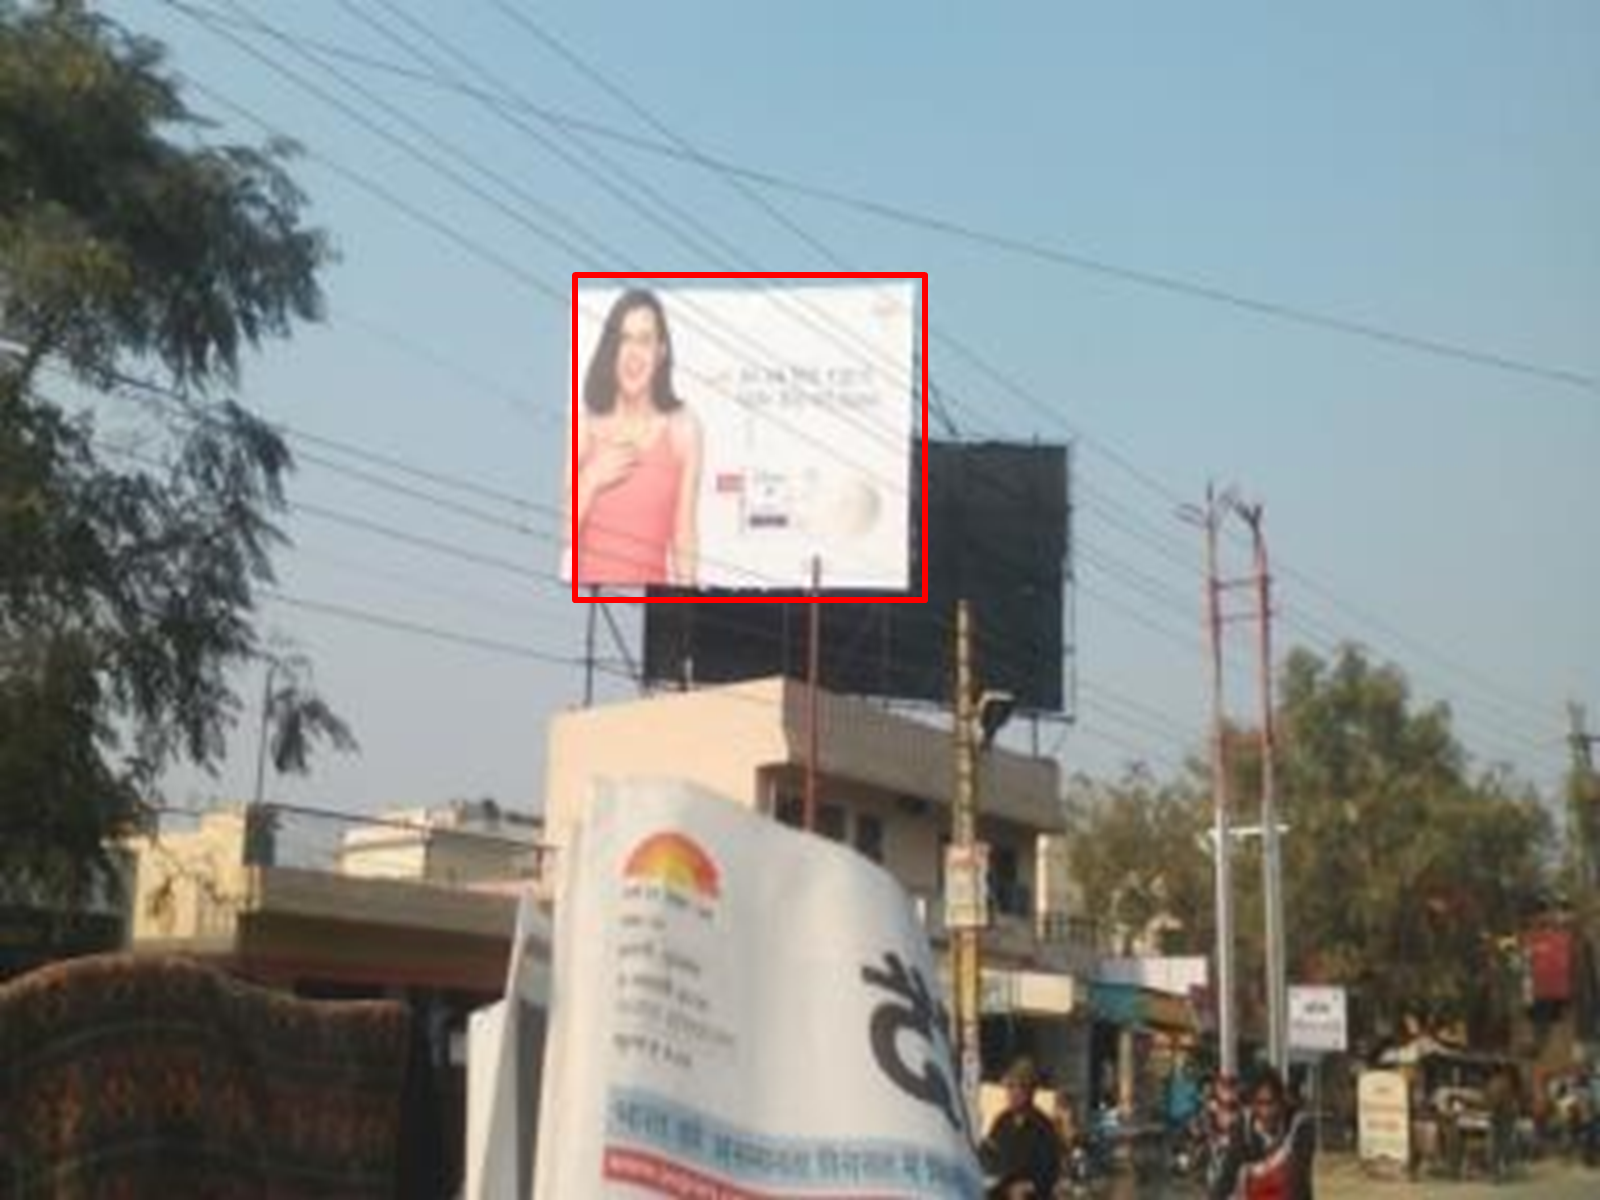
top-left (546, 677), bottom-right (1060, 848)
top-left (337, 838), bottom-right (429, 881)
top-left (545, 679), bottom-right (791, 846)
top-left (545, 676), bottom-right (1080, 972)
top-left (338, 829), bottom-right (535, 886)
top-left (126, 811), bottom-right (253, 948)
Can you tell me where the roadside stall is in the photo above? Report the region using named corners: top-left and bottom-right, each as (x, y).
top-left (1375, 1041), bottom-right (1524, 1179)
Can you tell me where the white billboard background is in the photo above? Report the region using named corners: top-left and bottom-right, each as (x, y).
top-left (570, 283), bottom-right (915, 591)
top-left (532, 778), bottom-right (980, 1199)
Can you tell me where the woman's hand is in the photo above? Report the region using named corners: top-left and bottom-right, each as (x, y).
top-left (583, 439), bottom-right (639, 495)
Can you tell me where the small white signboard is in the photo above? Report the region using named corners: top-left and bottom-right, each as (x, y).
top-left (1288, 984), bottom-right (1348, 1054)
top-left (943, 842), bottom-right (990, 931)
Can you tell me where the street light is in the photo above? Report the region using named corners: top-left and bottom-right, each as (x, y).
top-left (976, 690), bottom-right (1016, 749)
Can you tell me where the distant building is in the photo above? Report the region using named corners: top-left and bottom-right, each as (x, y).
top-left (124, 804), bottom-right (545, 992)
top-left (338, 798), bottom-right (542, 885)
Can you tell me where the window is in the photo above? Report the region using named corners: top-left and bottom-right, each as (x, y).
top-left (817, 803), bottom-right (847, 842)
top-left (774, 793), bottom-right (803, 828)
top-left (855, 813), bottom-right (885, 863)
top-left (990, 844), bottom-right (1029, 917)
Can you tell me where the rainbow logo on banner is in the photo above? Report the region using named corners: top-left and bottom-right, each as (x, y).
top-left (622, 832), bottom-right (721, 900)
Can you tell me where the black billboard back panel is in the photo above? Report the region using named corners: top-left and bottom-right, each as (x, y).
top-left (643, 442), bottom-right (1069, 713)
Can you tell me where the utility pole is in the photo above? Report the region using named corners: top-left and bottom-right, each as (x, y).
top-left (950, 598), bottom-right (983, 1124)
top-left (1237, 502), bottom-right (1287, 1073)
top-left (1567, 702), bottom-right (1599, 891)
top-left (1199, 488), bottom-right (1239, 1079)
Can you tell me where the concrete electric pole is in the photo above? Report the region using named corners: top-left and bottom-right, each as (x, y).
top-left (1235, 501), bottom-right (1287, 1073)
top-left (949, 599), bottom-right (1015, 1126)
top-left (1186, 487), bottom-right (1287, 1076)
top-left (1197, 489), bottom-right (1240, 1079)
top-left (951, 599), bottom-right (982, 1124)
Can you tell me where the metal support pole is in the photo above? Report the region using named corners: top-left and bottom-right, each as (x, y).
top-left (582, 587), bottom-right (599, 707)
top-left (804, 555), bottom-right (822, 832)
top-left (1202, 489), bottom-right (1238, 1079)
top-left (952, 599), bottom-right (982, 1122)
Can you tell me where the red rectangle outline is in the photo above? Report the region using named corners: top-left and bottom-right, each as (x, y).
top-left (571, 272), bottom-right (929, 605)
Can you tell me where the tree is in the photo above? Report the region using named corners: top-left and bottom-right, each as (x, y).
top-left (1275, 646), bottom-right (1551, 1047)
top-left (1064, 762), bottom-right (1211, 955)
top-left (1065, 645), bottom-right (1553, 1053)
top-left (1, 1), bottom-right (346, 904)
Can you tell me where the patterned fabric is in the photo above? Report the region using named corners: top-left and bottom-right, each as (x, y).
top-left (0, 953), bottom-right (409, 1199)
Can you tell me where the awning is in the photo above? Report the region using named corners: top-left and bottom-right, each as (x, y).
top-left (1089, 981), bottom-right (1197, 1033)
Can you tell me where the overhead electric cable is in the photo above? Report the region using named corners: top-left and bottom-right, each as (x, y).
top-left (143, 2), bottom-right (1573, 778)
top-left (157, 1), bottom-right (1597, 394)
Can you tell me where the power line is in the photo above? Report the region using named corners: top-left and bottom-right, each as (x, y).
top-left (337, 0), bottom-right (933, 474)
top-left (196, 0), bottom-right (925, 427)
top-left (128, 2), bottom-right (1574, 780)
top-left (158, 0), bottom-right (1596, 395)
top-left (98, 330), bottom-right (1562, 778)
top-left (87, 393), bottom-right (1545, 781)
top-left (266, 589), bottom-right (581, 667)
top-left (263, 586), bottom-right (1190, 772)
top-left (178, 76), bottom-right (566, 303)
top-left (85, 381), bottom-right (1089, 734)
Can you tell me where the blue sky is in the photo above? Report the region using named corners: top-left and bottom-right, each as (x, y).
top-left (96, 1), bottom-right (1598, 813)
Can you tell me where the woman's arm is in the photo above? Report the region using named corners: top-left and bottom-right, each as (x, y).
top-left (668, 410), bottom-right (703, 585)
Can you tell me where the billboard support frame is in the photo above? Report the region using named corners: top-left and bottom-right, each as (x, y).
top-left (578, 588), bottom-right (647, 708)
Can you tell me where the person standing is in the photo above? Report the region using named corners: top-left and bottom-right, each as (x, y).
top-left (1485, 1065), bottom-right (1519, 1181)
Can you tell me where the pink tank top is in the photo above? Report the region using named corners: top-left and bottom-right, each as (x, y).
top-left (577, 427), bottom-right (683, 586)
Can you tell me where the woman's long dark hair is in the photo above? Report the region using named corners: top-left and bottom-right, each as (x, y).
top-left (582, 289), bottom-right (682, 415)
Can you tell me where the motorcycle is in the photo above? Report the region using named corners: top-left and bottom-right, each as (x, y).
top-left (1058, 1107), bottom-right (1119, 1196)
top-left (1167, 1115), bottom-right (1211, 1182)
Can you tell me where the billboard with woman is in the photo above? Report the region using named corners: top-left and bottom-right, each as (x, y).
top-left (568, 280), bottom-right (918, 593)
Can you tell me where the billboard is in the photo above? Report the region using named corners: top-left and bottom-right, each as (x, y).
top-left (568, 281), bottom-right (918, 592)
top-left (644, 441), bottom-right (1071, 712)
top-left (532, 778), bottom-right (982, 1199)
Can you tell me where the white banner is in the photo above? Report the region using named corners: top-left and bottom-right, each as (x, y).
top-left (1357, 1070), bottom-right (1411, 1166)
top-left (466, 891), bottom-right (552, 1199)
top-left (532, 778), bottom-right (980, 1199)
top-left (569, 284), bottom-right (915, 591)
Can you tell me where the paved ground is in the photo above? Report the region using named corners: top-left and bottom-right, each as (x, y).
top-left (1313, 1153), bottom-right (1597, 1199)
top-left (1068, 1152), bottom-right (1599, 1198)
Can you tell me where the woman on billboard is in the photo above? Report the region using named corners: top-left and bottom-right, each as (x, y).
top-left (573, 289), bottom-right (702, 587)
